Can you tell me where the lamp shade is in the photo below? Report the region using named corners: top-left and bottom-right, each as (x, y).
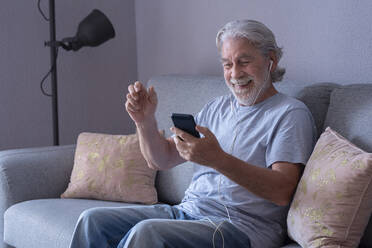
top-left (64, 9), bottom-right (115, 51)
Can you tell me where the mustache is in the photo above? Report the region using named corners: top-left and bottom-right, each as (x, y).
top-left (230, 76), bottom-right (254, 85)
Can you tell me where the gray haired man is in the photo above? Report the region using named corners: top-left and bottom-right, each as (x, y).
top-left (69, 20), bottom-right (316, 248)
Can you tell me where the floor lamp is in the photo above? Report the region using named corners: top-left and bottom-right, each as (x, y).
top-left (41, 0), bottom-right (115, 145)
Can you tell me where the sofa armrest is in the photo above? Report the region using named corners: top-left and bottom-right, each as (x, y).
top-left (0, 145), bottom-right (75, 248)
top-left (0, 145), bottom-right (75, 206)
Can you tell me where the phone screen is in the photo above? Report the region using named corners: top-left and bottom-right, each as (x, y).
top-left (171, 113), bottom-right (200, 138)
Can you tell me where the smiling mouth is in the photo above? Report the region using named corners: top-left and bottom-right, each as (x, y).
top-left (232, 79), bottom-right (253, 87)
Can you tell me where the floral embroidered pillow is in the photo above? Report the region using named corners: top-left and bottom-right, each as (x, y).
top-left (61, 132), bottom-right (158, 204)
top-left (287, 127), bottom-right (372, 247)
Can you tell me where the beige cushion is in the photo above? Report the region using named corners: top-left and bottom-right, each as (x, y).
top-left (287, 127), bottom-right (372, 247)
top-left (61, 132), bottom-right (157, 204)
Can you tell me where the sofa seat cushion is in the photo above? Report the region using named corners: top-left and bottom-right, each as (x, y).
top-left (4, 199), bottom-right (140, 248)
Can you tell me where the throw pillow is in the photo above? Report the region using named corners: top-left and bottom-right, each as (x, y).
top-left (61, 132), bottom-right (158, 204)
top-left (287, 127), bottom-right (372, 247)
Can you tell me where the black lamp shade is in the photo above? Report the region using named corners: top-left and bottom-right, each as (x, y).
top-left (66, 9), bottom-right (115, 51)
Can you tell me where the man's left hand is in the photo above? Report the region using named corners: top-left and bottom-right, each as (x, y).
top-left (170, 125), bottom-right (224, 167)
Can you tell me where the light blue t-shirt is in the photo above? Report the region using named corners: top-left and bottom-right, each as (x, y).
top-left (175, 92), bottom-right (317, 248)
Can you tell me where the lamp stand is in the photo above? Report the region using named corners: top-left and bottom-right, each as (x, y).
top-left (43, 3), bottom-right (115, 146)
top-left (48, 0), bottom-right (59, 145)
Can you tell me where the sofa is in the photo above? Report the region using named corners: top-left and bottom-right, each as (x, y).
top-left (1, 74), bottom-right (372, 248)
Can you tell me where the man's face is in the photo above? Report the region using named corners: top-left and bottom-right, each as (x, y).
top-left (221, 37), bottom-right (273, 106)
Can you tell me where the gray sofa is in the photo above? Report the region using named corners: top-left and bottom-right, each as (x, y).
top-left (1, 74), bottom-right (372, 248)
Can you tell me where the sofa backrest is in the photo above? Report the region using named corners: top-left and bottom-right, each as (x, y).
top-left (323, 84), bottom-right (372, 152)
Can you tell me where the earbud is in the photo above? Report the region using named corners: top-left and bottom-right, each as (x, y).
top-left (269, 60), bottom-right (273, 72)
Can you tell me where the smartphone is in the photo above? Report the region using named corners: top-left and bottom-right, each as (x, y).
top-left (171, 113), bottom-right (200, 138)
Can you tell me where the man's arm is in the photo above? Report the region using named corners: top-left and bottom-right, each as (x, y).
top-left (125, 81), bottom-right (185, 170)
top-left (136, 117), bottom-right (185, 170)
top-left (171, 125), bottom-right (302, 206)
top-left (214, 153), bottom-right (302, 206)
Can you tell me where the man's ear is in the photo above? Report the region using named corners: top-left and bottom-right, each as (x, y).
top-left (268, 51), bottom-right (278, 73)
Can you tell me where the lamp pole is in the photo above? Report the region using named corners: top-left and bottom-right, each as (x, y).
top-left (48, 0), bottom-right (59, 145)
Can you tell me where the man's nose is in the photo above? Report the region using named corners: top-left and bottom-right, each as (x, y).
top-left (231, 64), bottom-right (243, 79)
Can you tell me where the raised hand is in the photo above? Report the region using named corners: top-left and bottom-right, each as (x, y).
top-left (125, 81), bottom-right (158, 124)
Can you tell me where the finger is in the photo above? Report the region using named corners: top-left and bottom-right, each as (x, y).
top-left (178, 151), bottom-right (190, 161)
top-left (173, 135), bottom-right (184, 146)
top-left (195, 125), bottom-right (214, 138)
top-left (134, 81), bottom-right (143, 93)
top-left (147, 86), bottom-right (158, 105)
top-left (170, 127), bottom-right (196, 142)
top-left (128, 84), bottom-right (139, 100)
top-left (173, 135), bottom-right (190, 149)
top-left (126, 93), bottom-right (140, 106)
top-left (128, 84), bottom-right (135, 94)
top-left (136, 82), bottom-right (150, 101)
top-left (126, 93), bottom-right (141, 108)
top-left (174, 135), bottom-right (184, 142)
top-left (126, 98), bottom-right (140, 111)
top-left (174, 140), bottom-right (190, 159)
top-left (125, 101), bottom-right (140, 113)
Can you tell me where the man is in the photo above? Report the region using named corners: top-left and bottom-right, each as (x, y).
top-left (70, 20), bottom-right (316, 248)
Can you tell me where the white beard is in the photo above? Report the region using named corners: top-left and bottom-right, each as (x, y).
top-left (227, 74), bottom-right (271, 106)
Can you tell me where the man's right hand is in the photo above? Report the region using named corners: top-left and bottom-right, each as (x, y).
top-left (125, 81), bottom-right (158, 124)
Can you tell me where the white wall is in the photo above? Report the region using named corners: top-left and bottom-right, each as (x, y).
top-left (0, 0), bottom-right (137, 150)
top-left (2, 1), bottom-right (372, 150)
top-left (135, 0), bottom-right (372, 85)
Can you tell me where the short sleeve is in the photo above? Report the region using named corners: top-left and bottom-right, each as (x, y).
top-left (194, 98), bottom-right (217, 127)
top-left (266, 108), bottom-right (317, 167)
top-left (194, 110), bottom-right (204, 126)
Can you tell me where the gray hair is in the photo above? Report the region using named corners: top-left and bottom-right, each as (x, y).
top-left (216, 20), bottom-right (285, 82)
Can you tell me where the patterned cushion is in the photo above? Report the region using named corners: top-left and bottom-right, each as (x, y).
top-left (287, 127), bottom-right (372, 247)
top-left (61, 132), bottom-right (157, 204)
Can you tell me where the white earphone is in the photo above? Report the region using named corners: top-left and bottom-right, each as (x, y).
top-left (269, 60), bottom-right (273, 72)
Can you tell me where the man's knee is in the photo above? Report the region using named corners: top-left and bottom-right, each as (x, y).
top-left (77, 208), bottom-right (107, 227)
top-left (117, 219), bottom-right (161, 248)
top-left (131, 219), bottom-right (159, 236)
top-left (126, 219), bottom-right (169, 244)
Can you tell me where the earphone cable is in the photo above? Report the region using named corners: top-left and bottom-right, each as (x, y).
top-left (206, 217), bottom-right (227, 248)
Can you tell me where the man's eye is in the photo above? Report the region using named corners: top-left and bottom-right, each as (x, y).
top-left (241, 61), bottom-right (250, 65)
top-left (223, 64), bottom-right (232, 69)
